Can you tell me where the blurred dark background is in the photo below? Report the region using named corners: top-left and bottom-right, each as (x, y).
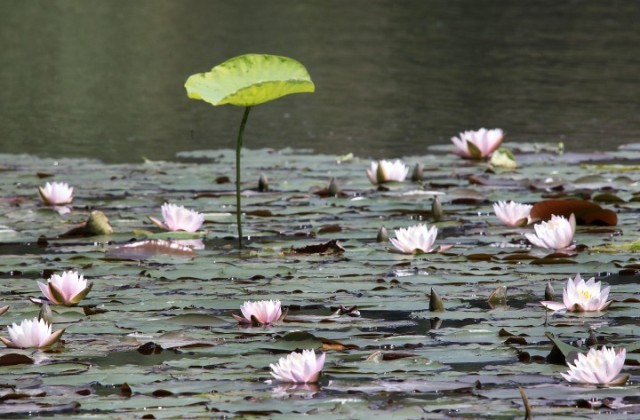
top-left (1, 0), bottom-right (638, 163)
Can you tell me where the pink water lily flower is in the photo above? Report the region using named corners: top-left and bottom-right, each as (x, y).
top-left (233, 300), bottom-right (282, 325)
top-left (37, 270), bottom-right (92, 306)
top-left (149, 203), bottom-right (204, 232)
top-left (562, 346), bottom-right (627, 386)
top-left (38, 182), bottom-right (74, 206)
top-left (451, 128), bottom-right (504, 159)
top-left (493, 201), bottom-right (532, 227)
top-left (366, 160), bottom-right (409, 185)
top-left (525, 214), bottom-right (576, 250)
top-left (0, 317), bottom-right (65, 349)
top-left (270, 349), bottom-right (326, 383)
top-left (541, 274), bottom-right (611, 312)
top-left (390, 223), bottom-right (438, 254)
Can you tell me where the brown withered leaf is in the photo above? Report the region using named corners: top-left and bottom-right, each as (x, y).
top-left (592, 193), bottom-right (625, 203)
top-left (246, 209), bottom-right (273, 217)
top-left (152, 389), bottom-right (173, 397)
top-left (120, 383), bottom-right (132, 398)
top-left (381, 352), bottom-right (419, 361)
top-left (215, 175), bottom-right (231, 184)
top-left (321, 338), bottom-right (358, 351)
top-left (504, 336), bottom-right (528, 345)
top-left (290, 240), bottom-right (345, 255)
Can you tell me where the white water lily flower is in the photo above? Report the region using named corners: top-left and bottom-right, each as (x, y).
top-left (366, 160), bottom-right (409, 185)
top-left (37, 270), bottom-right (92, 306)
top-left (270, 349), bottom-right (326, 383)
top-left (561, 346), bottom-right (627, 386)
top-left (38, 182), bottom-right (74, 206)
top-left (541, 274), bottom-right (612, 312)
top-left (0, 317), bottom-right (65, 349)
top-left (233, 300), bottom-right (282, 325)
top-left (149, 203), bottom-right (204, 232)
top-left (493, 201), bottom-right (532, 227)
top-left (451, 128), bottom-right (504, 159)
top-left (390, 223), bottom-right (438, 254)
top-left (525, 214), bottom-right (576, 250)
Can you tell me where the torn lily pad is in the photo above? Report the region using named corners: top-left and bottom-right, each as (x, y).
top-left (105, 239), bottom-right (196, 260)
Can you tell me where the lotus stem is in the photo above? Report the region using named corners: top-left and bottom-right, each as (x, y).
top-left (518, 386), bottom-right (532, 419)
top-left (235, 106), bottom-right (252, 249)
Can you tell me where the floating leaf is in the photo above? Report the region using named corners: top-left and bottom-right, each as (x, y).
top-left (105, 239), bottom-right (196, 260)
top-left (290, 239), bottom-right (345, 255)
top-left (530, 199), bottom-right (617, 226)
top-left (592, 193), bottom-right (625, 204)
top-left (0, 353), bottom-right (33, 366)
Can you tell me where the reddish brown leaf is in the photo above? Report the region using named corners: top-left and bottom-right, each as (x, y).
top-left (152, 389), bottom-right (173, 397)
top-left (530, 199), bottom-right (617, 226)
top-left (317, 224), bottom-right (342, 234)
top-left (321, 338), bottom-right (358, 351)
top-left (467, 253), bottom-right (494, 261)
top-left (120, 383), bottom-right (132, 398)
top-left (0, 353), bottom-right (33, 366)
top-left (246, 209), bottom-right (273, 217)
top-left (504, 336), bottom-right (528, 345)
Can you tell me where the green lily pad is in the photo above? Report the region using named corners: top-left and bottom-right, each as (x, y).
top-left (185, 54), bottom-right (314, 107)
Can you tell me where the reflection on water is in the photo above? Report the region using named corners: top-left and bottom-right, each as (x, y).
top-left (1, 1), bottom-right (639, 163)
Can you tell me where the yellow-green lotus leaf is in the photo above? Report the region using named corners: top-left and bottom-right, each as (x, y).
top-left (185, 54), bottom-right (314, 107)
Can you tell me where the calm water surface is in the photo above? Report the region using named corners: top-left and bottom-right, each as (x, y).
top-left (1, 0), bottom-right (639, 163)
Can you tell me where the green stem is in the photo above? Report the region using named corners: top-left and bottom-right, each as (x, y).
top-left (235, 106), bottom-right (251, 249)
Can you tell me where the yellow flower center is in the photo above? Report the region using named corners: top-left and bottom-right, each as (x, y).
top-left (577, 287), bottom-right (593, 300)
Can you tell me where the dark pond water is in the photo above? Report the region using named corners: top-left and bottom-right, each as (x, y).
top-left (1, 0), bottom-right (639, 163)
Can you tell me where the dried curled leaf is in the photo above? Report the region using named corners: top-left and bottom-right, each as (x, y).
top-left (290, 240), bottom-right (345, 255)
